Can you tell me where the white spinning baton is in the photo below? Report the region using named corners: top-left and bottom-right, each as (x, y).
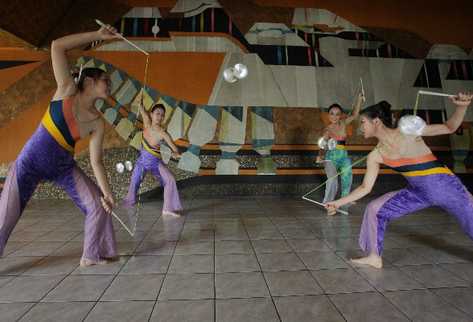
top-left (103, 197), bottom-right (135, 237)
top-left (110, 210), bottom-right (135, 236)
top-left (360, 77), bottom-right (365, 98)
top-left (302, 196), bottom-right (349, 215)
top-left (95, 19), bottom-right (150, 56)
top-left (418, 90), bottom-right (455, 98)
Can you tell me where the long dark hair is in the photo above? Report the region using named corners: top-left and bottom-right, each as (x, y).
top-left (360, 101), bottom-right (394, 128)
top-left (72, 67), bottom-right (105, 91)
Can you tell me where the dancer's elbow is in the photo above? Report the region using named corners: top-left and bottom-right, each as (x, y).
top-left (359, 184), bottom-right (372, 196)
top-left (51, 40), bottom-right (64, 53)
top-left (445, 124), bottom-right (458, 134)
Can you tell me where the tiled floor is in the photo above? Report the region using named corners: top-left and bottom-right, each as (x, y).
top-left (1, 197), bottom-right (473, 322)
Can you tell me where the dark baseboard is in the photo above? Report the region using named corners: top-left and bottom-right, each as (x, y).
top-left (140, 173), bottom-right (473, 200)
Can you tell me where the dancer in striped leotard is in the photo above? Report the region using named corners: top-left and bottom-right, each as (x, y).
top-left (0, 26), bottom-right (121, 266)
top-left (326, 95), bottom-right (473, 268)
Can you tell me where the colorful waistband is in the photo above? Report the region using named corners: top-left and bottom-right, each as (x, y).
top-left (385, 155), bottom-right (453, 177)
top-left (401, 166), bottom-right (453, 177)
top-left (334, 139), bottom-right (346, 150)
top-left (382, 153), bottom-right (437, 168)
top-left (142, 139), bottom-right (161, 158)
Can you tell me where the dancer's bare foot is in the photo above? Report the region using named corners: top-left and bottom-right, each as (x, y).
top-left (162, 210), bottom-right (181, 217)
top-left (350, 254), bottom-right (383, 269)
top-left (80, 258), bottom-right (108, 267)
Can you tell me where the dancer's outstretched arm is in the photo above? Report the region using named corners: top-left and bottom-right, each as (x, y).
top-left (51, 25), bottom-right (119, 100)
top-left (89, 119), bottom-right (115, 213)
top-left (138, 103), bottom-right (152, 129)
top-left (345, 92), bottom-right (365, 125)
top-left (161, 131), bottom-right (181, 159)
top-left (422, 93), bottom-right (472, 136)
top-left (325, 149), bottom-right (382, 213)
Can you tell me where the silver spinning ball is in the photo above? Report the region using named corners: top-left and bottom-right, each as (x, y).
top-left (317, 137), bottom-right (328, 149)
top-left (399, 115), bottom-right (426, 136)
top-left (327, 138), bottom-right (337, 150)
top-left (234, 63), bottom-right (248, 79)
top-left (223, 67), bottom-right (237, 83)
top-left (125, 160), bottom-right (133, 172)
top-left (116, 162), bottom-right (125, 174)
top-left (151, 24), bottom-right (160, 35)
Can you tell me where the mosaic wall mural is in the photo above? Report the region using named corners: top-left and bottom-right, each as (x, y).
top-left (1, 1), bottom-right (473, 192)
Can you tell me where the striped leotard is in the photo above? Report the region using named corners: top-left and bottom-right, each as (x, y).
top-left (359, 152), bottom-right (473, 256)
top-left (41, 97), bottom-right (80, 153)
top-left (0, 96), bottom-right (117, 261)
top-left (382, 153), bottom-right (453, 177)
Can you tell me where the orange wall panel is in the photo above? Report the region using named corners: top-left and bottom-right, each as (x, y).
top-left (0, 62), bottom-right (43, 92)
top-left (0, 48), bottom-right (48, 60)
top-left (0, 91), bottom-right (53, 163)
top-left (88, 51), bottom-right (225, 105)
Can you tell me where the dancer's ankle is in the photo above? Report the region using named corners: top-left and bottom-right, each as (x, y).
top-left (162, 210), bottom-right (181, 217)
top-left (350, 253), bottom-right (383, 269)
top-left (80, 258), bottom-right (109, 267)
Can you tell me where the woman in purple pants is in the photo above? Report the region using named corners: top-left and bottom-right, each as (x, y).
top-left (326, 93), bottom-right (473, 269)
top-left (124, 103), bottom-right (183, 216)
top-left (0, 26), bottom-right (120, 267)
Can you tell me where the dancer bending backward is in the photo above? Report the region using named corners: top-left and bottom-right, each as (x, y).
top-left (0, 26), bottom-right (121, 266)
top-left (326, 94), bottom-right (473, 268)
top-left (317, 93), bottom-right (365, 214)
top-left (124, 103), bottom-right (183, 216)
